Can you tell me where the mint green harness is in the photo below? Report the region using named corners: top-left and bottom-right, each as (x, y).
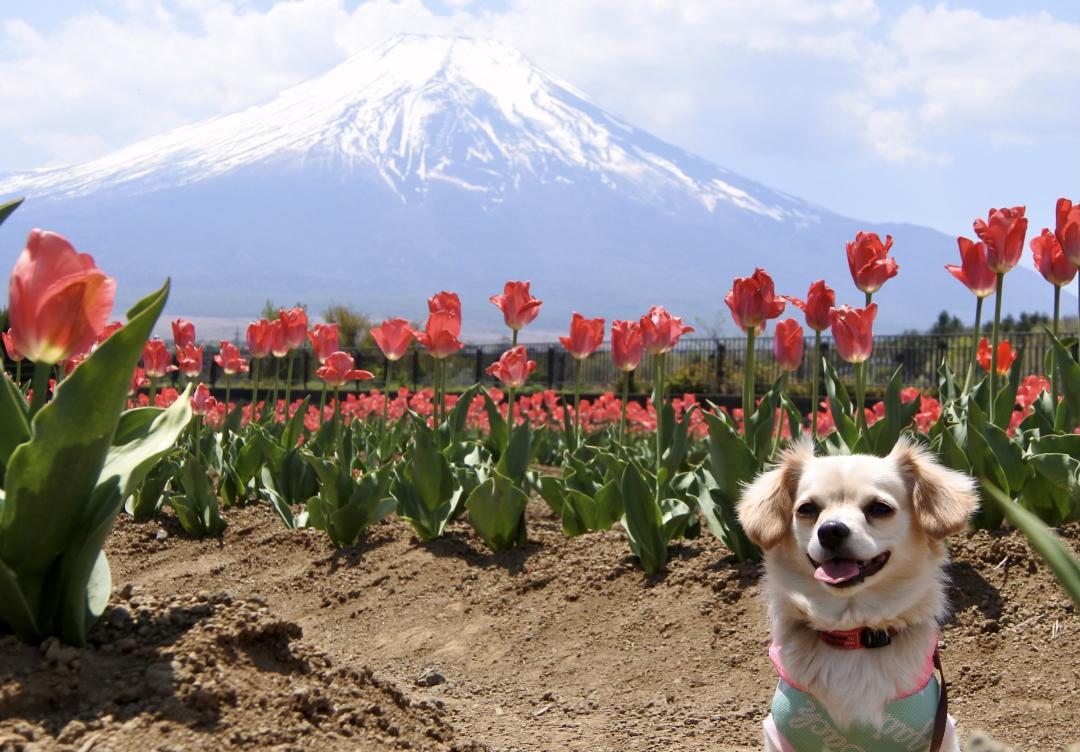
top-left (770, 675), bottom-right (941, 752)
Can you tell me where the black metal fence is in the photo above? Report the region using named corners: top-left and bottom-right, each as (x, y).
top-left (5, 331), bottom-right (1056, 399)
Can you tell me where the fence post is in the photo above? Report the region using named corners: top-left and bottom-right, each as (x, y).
top-left (547, 346), bottom-right (555, 389)
top-left (715, 343), bottom-right (726, 393)
top-left (411, 349), bottom-right (420, 391)
top-left (474, 347), bottom-right (483, 384)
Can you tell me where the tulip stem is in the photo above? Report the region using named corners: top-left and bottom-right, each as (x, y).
top-left (433, 358), bottom-right (442, 427)
top-left (148, 376), bottom-right (157, 406)
top-left (334, 387), bottom-right (341, 436)
top-left (1052, 285), bottom-right (1061, 408)
top-left (193, 415), bottom-right (202, 463)
top-left (771, 373), bottom-right (787, 460)
top-left (962, 296), bottom-right (984, 395)
top-left (283, 352), bottom-right (295, 419)
top-left (29, 363), bottom-right (50, 417)
top-left (573, 357), bottom-right (582, 449)
top-left (989, 272), bottom-right (1004, 424)
top-left (810, 330), bottom-right (821, 441)
top-left (382, 357), bottom-right (391, 455)
top-left (319, 382), bottom-right (328, 424)
top-left (743, 328), bottom-right (757, 430)
top-left (251, 359), bottom-right (260, 421)
top-left (619, 370), bottom-right (629, 444)
top-left (224, 375), bottom-right (232, 442)
top-left (269, 357), bottom-right (281, 422)
top-left (855, 361), bottom-right (868, 439)
top-left (15, 360), bottom-right (22, 387)
top-left (654, 352), bottom-right (667, 488)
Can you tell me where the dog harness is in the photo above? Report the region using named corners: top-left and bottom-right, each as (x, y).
top-left (763, 635), bottom-right (955, 752)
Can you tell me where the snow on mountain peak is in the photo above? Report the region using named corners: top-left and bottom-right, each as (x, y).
top-left (0, 34), bottom-right (815, 222)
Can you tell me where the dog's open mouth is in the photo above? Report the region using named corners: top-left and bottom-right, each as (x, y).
top-left (809, 551), bottom-right (891, 588)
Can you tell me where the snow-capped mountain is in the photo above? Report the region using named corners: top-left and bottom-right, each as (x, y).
top-left (0, 35), bottom-right (1059, 337)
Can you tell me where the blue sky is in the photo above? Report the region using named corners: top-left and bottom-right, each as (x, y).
top-left (1, 0), bottom-right (1078, 238)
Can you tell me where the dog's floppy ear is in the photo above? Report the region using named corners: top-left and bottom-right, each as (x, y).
top-left (738, 441), bottom-right (812, 550)
top-left (891, 438), bottom-right (978, 539)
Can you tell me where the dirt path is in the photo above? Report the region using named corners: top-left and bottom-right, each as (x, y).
top-left (3, 503), bottom-right (1079, 751)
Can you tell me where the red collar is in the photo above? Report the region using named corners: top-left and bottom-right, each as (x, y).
top-left (818, 627), bottom-right (898, 650)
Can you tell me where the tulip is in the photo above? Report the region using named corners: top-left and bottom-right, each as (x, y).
top-left (371, 318), bottom-right (415, 361)
top-left (418, 293), bottom-right (463, 425)
top-left (371, 318), bottom-right (416, 435)
top-left (944, 236), bottom-right (996, 394)
top-left (279, 307), bottom-right (308, 350)
top-left (724, 268), bottom-right (785, 334)
top-left (214, 341), bottom-right (248, 435)
top-left (316, 350), bottom-right (373, 387)
top-left (974, 206), bottom-right (1027, 422)
top-left (63, 352), bottom-right (86, 377)
top-left (191, 383), bottom-right (217, 416)
top-left (786, 280), bottom-right (834, 439)
top-left (639, 305), bottom-right (694, 355)
top-left (2, 328), bottom-right (23, 384)
top-left (308, 323), bottom-right (340, 364)
top-left (773, 318), bottom-right (804, 372)
top-left (176, 343), bottom-right (204, 380)
top-left (977, 337), bottom-right (1016, 377)
top-left (830, 303), bottom-right (877, 438)
top-left (172, 318), bottom-right (195, 349)
top-left (8, 229), bottom-right (116, 413)
top-left (725, 269), bottom-right (785, 426)
top-left (559, 312), bottom-right (604, 446)
top-left (611, 320), bottom-right (644, 442)
top-left (486, 346), bottom-right (536, 390)
top-left (141, 338), bottom-right (176, 379)
top-left (490, 281), bottom-right (542, 337)
top-left (1056, 198), bottom-right (1080, 343)
top-left (244, 319), bottom-right (274, 421)
top-left (560, 313), bottom-right (605, 360)
top-left (316, 351), bottom-right (374, 428)
top-left (846, 232), bottom-right (899, 299)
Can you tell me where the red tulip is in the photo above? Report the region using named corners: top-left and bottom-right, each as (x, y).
top-left (785, 280), bottom-right (835, 332)
top-left (191, 383), bottom-right (217, 416)
top-left (278, 307), bottom-right (308, 350)
top-left (560, 312), bottom-right (605, 360)
top-left (977, 337), bottom-right (1016, 376)
top-left (1055, 198), bottom-right (1080, 266)
top-left (371, 318), bottom-right (415, 361)
top-left (316, 351), bottom-right (374, 387)
top-left (428, 291), bottom-right (462, 333)
top-left (7, 229), bottom-right (117, 364)
top-left (945, 237), bottom-right (997, 298)
top-left (63, 352), bottom-right (86, 377)
top-left (214, 341), bottom-right (248, 375)
top-left (416, 311), bottom-right (464, 359)
top-left (268, 319), bottom-right (289, 358)
top-left (172, 318), bottom-right (195, 348)
top-left (2, 329), bottom-right (22, 361)
top-left (611, 320), bottom-right (644, 372)
top-left (490, 280), bottom-right (542, 331)
top-left (175, 343), bottom-right (204, 379)
top-left (974, 206), bottom-right (1027, 273)
top-left (486, 346), bottom-right (537, 389)
top-left (96, 321), bottom-right (123, 345)
top-left (1031, 229), bottom-right (1078, 287)
top-left (129, 367), bottom-right (149, 396)
top-left (142, 338), bottom-right (177, 378)
top-left (773, 318), bottom-right (804, 372)
top-left (639, 305), bottom-right (694, 355)
top-left (829, 304), bottom-right (877, 364)
top-left (846, 232), bottom-right (899, 295)
top-left (308, 323), bottom-right (340, 364)
top-left (724, 268), bottom-right (785, 333)
top-left (246, 319), bottom-right (273, 359)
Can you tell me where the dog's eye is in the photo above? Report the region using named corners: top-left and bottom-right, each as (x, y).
top-left (796, 501), bottom-right (820, 519)
top-left (865, 500), bottom-right (895, 519)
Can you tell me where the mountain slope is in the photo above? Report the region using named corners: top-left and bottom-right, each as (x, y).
top-left (0, 34), bottom-right (1061, 337)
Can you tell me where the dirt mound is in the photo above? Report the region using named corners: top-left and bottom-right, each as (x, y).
top-left (0, 589), bottom-right (480, 751)
top-left (2, 503), bottom-right (1078, 751)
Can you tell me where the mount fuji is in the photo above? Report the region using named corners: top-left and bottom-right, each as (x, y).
top-left (0, 34), bottom-right (1058, 338)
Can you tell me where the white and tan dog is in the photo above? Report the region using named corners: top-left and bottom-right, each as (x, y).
top-left (738, 438), bottom-right (977, 752)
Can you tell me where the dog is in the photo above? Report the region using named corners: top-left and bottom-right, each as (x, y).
top-left (737, 438), bottom-right (977, 752)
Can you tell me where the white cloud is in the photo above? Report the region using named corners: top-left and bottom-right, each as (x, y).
top-left (0, 0), bottom-right (1076, 172)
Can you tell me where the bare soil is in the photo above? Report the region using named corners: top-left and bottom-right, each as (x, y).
top-left (2, 502), bottom-right (1078, 751)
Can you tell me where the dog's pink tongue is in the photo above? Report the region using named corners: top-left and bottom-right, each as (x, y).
top-left (814, 559), bottom-right (860, 584)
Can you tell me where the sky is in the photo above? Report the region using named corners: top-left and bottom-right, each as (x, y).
top-left (0, 0), bottom-right (1078, 237)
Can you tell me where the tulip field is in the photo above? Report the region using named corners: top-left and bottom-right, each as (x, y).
top-left (2, 194), bottom-right (1080, 750)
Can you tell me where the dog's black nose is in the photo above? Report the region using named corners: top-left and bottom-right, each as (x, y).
top-left (817, 520), bottom-right (851, 550)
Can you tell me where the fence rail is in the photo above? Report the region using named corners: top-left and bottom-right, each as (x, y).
top-left (5, 332), bottom-right (1063, 398)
